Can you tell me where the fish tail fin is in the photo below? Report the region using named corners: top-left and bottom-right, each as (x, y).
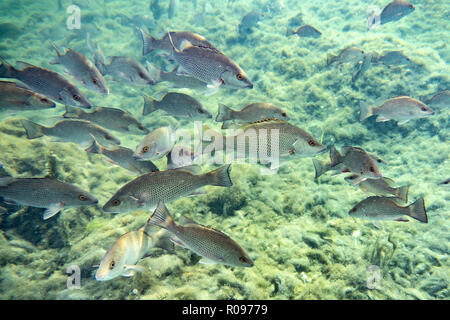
top-left (49, 41), bottom-right (60, 64)
top-left (408, 197), bottom-right (428, 223)
top-left (215, 103), bottom-right (233, 122)
top-left (329, 146), bottom-right (342, 167)
top-left (367, 14), bottom-right (380, 30)
top-left (147, 201), bottom-right (175, 230)
top-left (139, 28), bottom-right (156, 55)
top-left (312, 159), bottom-right (328, 179)
top-left (21, 119), bottom-right (44, 139)
top-left (359, 101), bottom-right (376, 122)
top-left (62, 105), bottom-right (82, 118)
top-left (0, 57), bottom-right (16, 78)
top-left (395, 185), bottom-right (409, 203)
top-left (206, 164), bottom-right (233, 187)
top-left (85, 137), bottom-right (104, 155)
top-left (326, 54), bottom-right (337, 66)
top-left (142, 95), bottom-right (157, 115)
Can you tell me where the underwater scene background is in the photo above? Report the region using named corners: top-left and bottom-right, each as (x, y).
top-left (0, 0), bottom-right (448, 299)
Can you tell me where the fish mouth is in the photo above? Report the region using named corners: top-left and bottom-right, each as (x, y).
top-left (132, 154), bottom-right (142, 160)
top-left (247, 82), bottom-right (254, 89)
top-left (317, 147), bottom-right (327, 155)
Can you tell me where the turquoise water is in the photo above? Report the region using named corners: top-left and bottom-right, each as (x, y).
top-left (0, 0), bottom-right (448, 299)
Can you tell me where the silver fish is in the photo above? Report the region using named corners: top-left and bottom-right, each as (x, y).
top-left (352, 52), bottom-right (375, 83)
top-left (21, 119), bottom-right (121, 148)
top-left (168, 34), bottom-right (253, 93)
top-left (345, 175), bottom-right (409, 202)
top-left (99, 56), bottom-right (155, 85)
top-left (327, 47), bottom-right (365, 66)
top-left (419, 90), bottom-right (450, 109)
top-left (238, 11), bottom-right (264, 34)
top-left (139, 29), bottom-right (214, 55)
top-left (360, 96), bottom-right (435, 124)
top-left (145, 62), bottom-right (207, 90)
top-left (368, 0), bottom-right (415, 29)
top-left (0, 80), bottom-right (55, 111)
top-left (376, 51), bottom-right (411, 66)
top-left (95, 226), bottom-right (173, 281)
top-left (349, 196), bottom-right (427, 223)
top-left (288, 25), bottom-right (321, 38)
top-left (147, 201), bottom-right (254, 267)
top-left (133, 126), bottom-right (177, 161)
top-left (50, 42), bottom-right (109, 94)
top-left (215, 102), bottom-right (290, 128)
top-left (0, 177), bottom-right (98, 220)
top-left (102, 165), bottom-right (232, 213)
top-left (85, 138), bottom-right (159, 174)
top-left (0, 57), bottom-right (91, 108)
top-left (63, 106), bottom-right (149, 134)
top-left (142, 92), bottom-right (212, 119)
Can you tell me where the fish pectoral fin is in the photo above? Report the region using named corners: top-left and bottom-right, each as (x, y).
top-left (124, 265), bottom-right (146, 273)
top-left (170, 236), bottom-right (187, 248)
top-left (397, 119), bottom-right (410, 125)
top-left (352, 176), bottom-right (367, 185)
top-left (205, 79), bottom-right (223, 96)
top-left (371, 222), bottom-right (381, 229)
top-left (199, 258), bottom-right (218, 265)
top-left (375, 116), bottom-right (390, 122)
top-left (43, 202), bottom-right (64, 220)
top-left (137, 193), bottom-right (150, 207)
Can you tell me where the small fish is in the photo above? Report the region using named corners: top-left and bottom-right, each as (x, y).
top-left (349, 196), bottom-right (427, 223)
top-left (168, 0), bottom-right (179, 19)
top-left (85, 138), bottom-right (159, 174)
top-left (146, 62), bottom-right (207, 90)
top-left (0, 57), bottom-right (91, 108)
top-left (287, 25), bottom-right (321, 38)
top-left (0, 177), bottom-right (98, 220)
top-left (376, 51), bottom-right (411, 66)
top-left (103, 165), bottom-right (232, 213)
top-left (147, 201), bottom-right (253, 267)
top-left (314, 146), bottom-right (382, 184)
top-left (139, 29), bottom-right (214, 55)
top-left (21, 119), bottom-right (121, 148)
top-left (216, 102), bottom-right (290, 128)
top-left (142, 93), bottom-right (212, 119)
top-left (95, 225), bottom-right (173, 281)
top-left (166, 145), bottom-right (200, 170)
top-left (238, 11), bottom-right (263, 34)
top-left (368, 0), bottom-right (415, 30)
top-left (86, 33), bottom-right (108, 76)
top-left (63, 106), bottom-right (148, 134)
top-left (133, 126), bottom-right (177, 161)
top-left (0, 80), bottom-right (55, 111)
top-left (419, 90), bottom-right (450, 109)
top-left (327, 47), bottom-right (365, 66)
top-left (345, 175), bottom-right (409, 202)
top-left (98, 56), bottom-right (155, 85)
top-left (360, 96), bottom-right (435, 124)
top-left (50, 42), bottom-right (109, 94)
top-left (168, 33), bottom-right (253, 94)
top-left (352, 52), bottom-right (375, 83)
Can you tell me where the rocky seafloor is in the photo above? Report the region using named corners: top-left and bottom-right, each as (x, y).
top-left (0, 0), bottom-right (448, 299)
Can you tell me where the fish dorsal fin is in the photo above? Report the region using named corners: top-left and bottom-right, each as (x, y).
top-left (240, 118), bottom-right (286, 129)
top-left (381, 177), bottom-right (396, 187)
top-left (179, 216), bottom-right (198, 226)
top-left (171, 164), bottom-right (201, 175)
top-left (16, 61), bottom-right (36, 70)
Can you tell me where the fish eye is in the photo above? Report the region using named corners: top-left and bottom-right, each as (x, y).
top-left (40, 98), bottom-right (49, 103)
top-left (351, 207), bottom-right (357, 213)
top-left (308, 140), bottom-right (316, 146)
top-left (73, 95), bottom-right (80, 101)
top-left (79, 195), bottom-right (87, 201)
top-left (138, 72), bottom-right (145, 79)
top-left (109, 260), bottom-right (115, 269)
top-left (199, 109), bottom-right (204, 113)
top-left (421, 107), bottom-right (427, 111)
top-left (104, 134), bottom-right (113, 141)
top-left (281, 112), bottom-right (287, 117)
top-left (239, 256), bottom-right (247, 263)
top-left (92, 78), bottom-right (98, 85)
top-left (112, 199), bottom-right (121, 206)
top-left (236, 73), bottom-right (244, 81)
top-left (142, 146), bottom-right (149, 153)
top-left (369, 166), bottom-right (375, 172)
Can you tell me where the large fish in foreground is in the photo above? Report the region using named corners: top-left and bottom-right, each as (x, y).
top-left (95, 226), bottom-right (173, 281)
top-left (85, 138), bottom-right (159, 174)
top-left (147, 201), bottom-right (254, 267)
top-left (0, 80), bottom-right (55, 111)
top-left (360, 96), bottom-right (435, 124)
top-left (0, 177), bottom-right (98, 219)
top-left (349, 196), bottom-right (427, 223)
top-left (50, 42), bottom-right (109, 94)
top-left (168, 33), bottom-right (253, 94)
top-left (103, 165), bottom-right (232, 213)
top-left (0, 57), bottom-right (91, 108)
top-left (21, 119), bottom-right (121, 148)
